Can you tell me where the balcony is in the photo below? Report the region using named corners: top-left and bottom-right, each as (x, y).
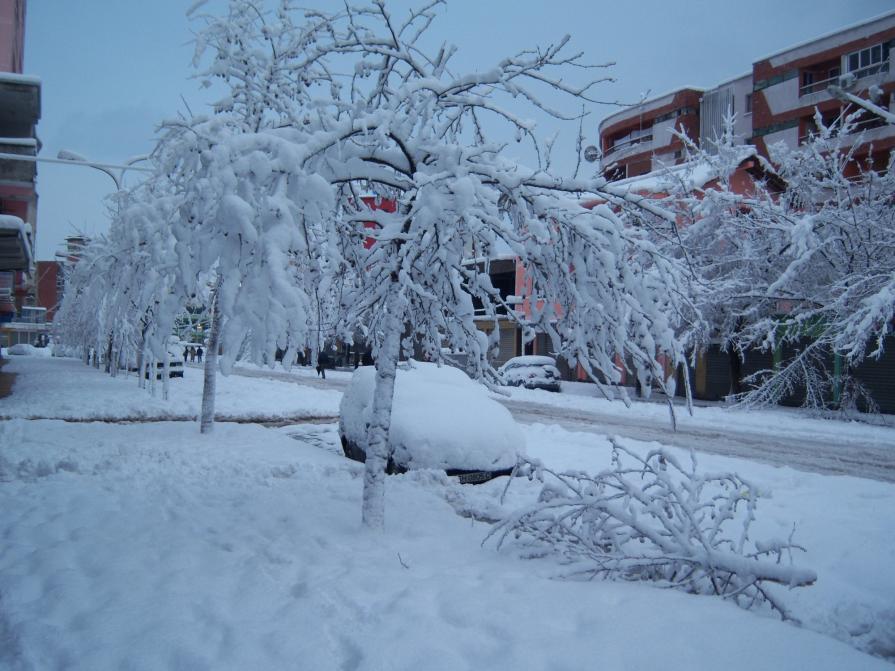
top-left (800, 63), bottom-right (891, 96)
top-left (0, 215), bottom-right (32, 272)
top-left (0, 137), bottom-right (38, 184)
top-left (800, 73), bottom-right (842, 96)
top-left (0, 73), bottom-right (41, 138)
top-left (799, 115), bottom-right (895, 147)
top-left (603, 133), bottom-right (654, 161)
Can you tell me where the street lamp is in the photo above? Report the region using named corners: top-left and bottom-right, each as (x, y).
top-left (55, 149), bottom-right (152, 191)
top-left (0, 151), bottom-right (154, 180)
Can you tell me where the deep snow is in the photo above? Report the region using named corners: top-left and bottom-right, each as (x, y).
top-left (1, 354), bottom-right (894, 669)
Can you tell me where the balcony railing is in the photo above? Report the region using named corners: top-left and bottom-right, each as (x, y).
top-left (850, 61), bottom-right (889, 81)
top-left (605, 133), bottom-right (653, 158)
top-left (799, 116), bottom-right (892, 145)
top-left (801, 61), bottom-right (891, 96)
top-left (799, 73), bottom-right (842, 96)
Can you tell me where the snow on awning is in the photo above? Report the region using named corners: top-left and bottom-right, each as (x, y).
top-left (0, 72), bottom-right (41, 86)
top-left (0, 214), bottom-right (34, 272)
top-left (0, 137), bottom-right (37, 147)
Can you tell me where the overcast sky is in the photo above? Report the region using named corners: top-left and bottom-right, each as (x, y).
top-left (23, 0), bottom-right (893, 260)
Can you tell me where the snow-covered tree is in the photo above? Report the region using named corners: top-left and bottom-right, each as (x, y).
top-left (667, 109), bottom-right (895, 411)
top-left (186, 0), bottom-right (697, 528)
top-left (155, 112), bottom-right (340, 432)
top-left (55, 235), bottom-right (116, 367)
top-left (55, 178), bottom-right (185, 398)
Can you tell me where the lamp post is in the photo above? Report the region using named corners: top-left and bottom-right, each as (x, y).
top-left (55, 150), bottom-right (152, 191)
top-left (0, 151), bottom-right (154, 181)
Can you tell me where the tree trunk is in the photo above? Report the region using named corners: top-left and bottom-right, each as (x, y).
top-left (139, 355), bottom-right (148, 390)
top-left (728, 345), bottom-right (743, 397)
top-left (200, 280), bottom-right (222, 434)
top-left (136, 347), bottom-right (145, 389)
top-left (105, 333), bottom-right (114, 374)
top-left (162, 347), bottom-right (170, 401)
top-left (136, 321), bottom-right (149, 388)
top-left (149, 354), bottom-right (158, 397)
top-left (361, 288), bottom-right (405, 530)
top-left (309, 338), bottom-right (319, 371)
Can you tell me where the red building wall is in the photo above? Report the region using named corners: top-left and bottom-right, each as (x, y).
top-left (0, 0), bottom-right (26, 73)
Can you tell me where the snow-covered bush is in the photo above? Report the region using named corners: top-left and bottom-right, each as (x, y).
top-left (489, 438), bottom-right (816, 620)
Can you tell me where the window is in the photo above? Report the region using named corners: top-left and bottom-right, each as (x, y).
top-left (846, 42), bottom-right (890, 77)
top-left (802, 71), bottom-right (814, 88)
top-left (745, 93), bottom-right (753, 114)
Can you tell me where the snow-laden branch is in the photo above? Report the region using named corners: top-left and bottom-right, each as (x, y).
top-left (489, 439), bottom-right (816, 620)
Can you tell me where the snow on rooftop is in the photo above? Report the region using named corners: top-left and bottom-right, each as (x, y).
top-left (756, 9), bottom-right (895, 64)
top-left (0, 137), bottom-right (37, 147)
top-left (0, 213), bottom-right (27, 232)
top-left (599, 85), bottom-right (707, 130)
top-left (607, 146), bottom-right (757, 194)
top-left (711, 71), bottom-right (753, 88)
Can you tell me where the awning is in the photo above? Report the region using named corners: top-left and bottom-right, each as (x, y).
top-left (0, 214), bottom-right (33, 272)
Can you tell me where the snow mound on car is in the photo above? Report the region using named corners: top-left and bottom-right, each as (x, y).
top-left (501, 355), bottom-right (556, 368)
top-left (340, 361), bottom-right (521, 472)
top-left (6, 344), bottom-right (52, 357)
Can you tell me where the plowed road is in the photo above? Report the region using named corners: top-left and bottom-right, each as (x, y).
top-left (230, 366), bottom-right (895, 483)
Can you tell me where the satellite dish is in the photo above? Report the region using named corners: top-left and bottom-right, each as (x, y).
top-left (583, 145), bottom-right (600, 163)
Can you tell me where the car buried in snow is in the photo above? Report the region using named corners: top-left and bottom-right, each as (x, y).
top-left (126, 345), bottom-right (185, 379)
top-left (339, 361), bottom-right (521, 484)
top-left (498, 355), bottom-right (562, 392)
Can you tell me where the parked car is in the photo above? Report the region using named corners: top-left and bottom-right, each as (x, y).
top-left (339, 362), bottom-right (521, 484)
top-left (499, 355), bottom-right (562, 392)
top-left (127, 346), bottom-right (185, 379)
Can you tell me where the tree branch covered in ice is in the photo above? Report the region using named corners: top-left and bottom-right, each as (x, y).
top-left (489, 439), bottom-right (816, 620)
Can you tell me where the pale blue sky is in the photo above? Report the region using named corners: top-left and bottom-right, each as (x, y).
top-left (24, 0), bottom-right (894, 259)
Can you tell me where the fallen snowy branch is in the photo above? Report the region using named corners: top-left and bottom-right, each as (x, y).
top-left (488, 438), bottom-right (816, 620)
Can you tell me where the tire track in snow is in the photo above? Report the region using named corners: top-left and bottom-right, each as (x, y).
top-left (504, 400), bottom-right (895, 483)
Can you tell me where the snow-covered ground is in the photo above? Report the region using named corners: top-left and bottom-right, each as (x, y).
top-left (0, 355), bottom-right (340, 422)
top-left (1, 354), bottom-right (894, 669)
